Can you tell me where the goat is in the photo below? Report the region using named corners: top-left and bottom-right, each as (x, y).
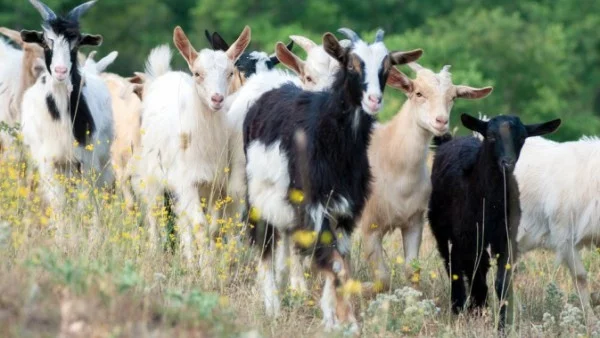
top-left (515, 136), bottom-right (600, 310)
top-left (243, 28), bottom-right (422, 329)
top-left (428, 114), bottom-right (560, 329)
top-left (0, 28), bottom-right (45, 152)
top-left (133, 26), bottom-right (250, 266)
top-left (19, 0), bottom-right (114, 217)
top-left (225, 37), bottom-right (348, 295)
top-left (85, 51), bottom-right (142, 210)
top-left (360, 63), bottom-right (492, 294)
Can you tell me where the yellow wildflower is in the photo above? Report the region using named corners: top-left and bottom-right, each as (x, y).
top-left (452, 274), bottom-right (459, 281)
top-left (505, 263), bottom-right (511, 270)
top-left (320, 230), bottom-right (333, 245)
top-left (373, 280), bottom-right (384, 293)
top-left (248, 207), bottom-right (261, 222)
top-left (289, 189), bottom-right (304, 204)
top-left (430, 271), bottom-right (438, 279)
top-left (342, 279), bottom-right (362, 295)
top-left (85, 144), bottom-right (94, 151)
top-left (293, 230), bottom-right (317, 248)
top-left (396, 256), bottom-right (404, 265)
top-left (411, 272), bottom-right (420, 283)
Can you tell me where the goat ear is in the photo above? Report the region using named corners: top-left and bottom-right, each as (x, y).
top-left (32, 57), bottom-right (46, 78)
top-left (173, 26), bottom-right (198, 67)
top-left (387, 66), bottom-right (413, 93)
top-left (525, 119), bottom-right (561, 137)
top-left (211, 32), bottom-right (230, 51)
top-left (270, 40), bottom-right (294, 67)
top-left (389, 49), bottom-right (423, 66)
top-left (131, 83), bottom-right (143, 100)
top-left (276, 41), bottom-right (305, 76)
top-left (322, 32), bottom-right (345, 63)
top-left (0, 27), bottom-right (25, 46)
top-left (95, 51), bottom-right (118, 73)
top-left (127, 72), bottom-right (146, 84)
top-left (456, 86), bottom-right (493, 100)
top-left (461, 113), bottom-right (488, 134)
top-left (226, 26), bottom-right (251, 62)
top-left (20, 30), bottom-right (44, 45)
top-left (80, 34), bottom-right (102, 46)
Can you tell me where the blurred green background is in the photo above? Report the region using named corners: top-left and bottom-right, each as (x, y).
top-left (2, 0), bottom-right (599, 140)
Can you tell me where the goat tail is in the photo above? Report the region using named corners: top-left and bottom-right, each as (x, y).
top-left (145, 45), bottom-right (172, 80)
top-left (433, 133), bottom-right (453, 147)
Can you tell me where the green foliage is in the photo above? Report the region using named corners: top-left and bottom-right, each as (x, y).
top-left (0, 0), bottom-right (598, 139)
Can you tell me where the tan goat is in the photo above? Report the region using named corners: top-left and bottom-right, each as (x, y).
top-left (360, 63), bottom-right (492, 294)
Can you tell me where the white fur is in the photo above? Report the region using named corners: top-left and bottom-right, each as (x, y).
top-left (245, 140), bottom-right (296, 229)
top-left (516, 136), bottom-right (600, 306)
top-left (320, 276), bottom-right (338, 330)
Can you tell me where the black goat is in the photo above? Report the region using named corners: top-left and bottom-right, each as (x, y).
top-left (428, 113), bottom-right (560, 329)
top-left (243, 28), bottom-right (422, 328)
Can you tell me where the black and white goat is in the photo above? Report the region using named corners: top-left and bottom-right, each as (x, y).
top-left (428, 114), bottom-right (560, 329)
top-left (19, 0), bottom-right (113, 214)
top-left (243, 28), bottom-right (422, 329)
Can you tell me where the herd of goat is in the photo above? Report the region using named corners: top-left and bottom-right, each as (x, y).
top-left (1, 0), bottom-right (599, 332)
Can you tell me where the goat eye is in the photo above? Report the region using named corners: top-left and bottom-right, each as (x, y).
top-left (229, 71), bottom-right (234, 78)
top-left (347, 64), bottom-right (354, 71)
top-left (194, 72), bottom-right (200, 77)
top-left (416, 92), bottom-right (423, 98)
top-left (306, 76), bottom-right (313, 83)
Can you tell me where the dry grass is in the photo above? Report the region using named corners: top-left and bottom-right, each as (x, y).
top-left (1, 133), bottom-right (599, 338)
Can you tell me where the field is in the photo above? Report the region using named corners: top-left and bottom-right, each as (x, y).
top-left (0, 140), bottom-right (599, 338)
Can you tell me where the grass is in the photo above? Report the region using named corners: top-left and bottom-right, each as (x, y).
top-left (1, 135), bottom-right (600, 338)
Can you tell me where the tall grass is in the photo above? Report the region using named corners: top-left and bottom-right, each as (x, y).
top-left (0, 130), bottom-right (599, 337)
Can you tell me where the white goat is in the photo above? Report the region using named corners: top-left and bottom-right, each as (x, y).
top-left (20, 0), bottom-right (114, 215)
top-left (516, 136), bottom-right (600, 309)
top-left (360, 63), bottom-right (492, 294)
top-left (133, 26), bottom-right (250, 265)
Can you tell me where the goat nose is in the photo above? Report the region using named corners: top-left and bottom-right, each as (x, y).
top-left (368, 94), bottom-right (382, 104)
top-left (211, 94), bottom-right (224, 104)
top-left (435, 116), bottom-right (449, 125)
top-left (54, 66), bottom-right (67, 74)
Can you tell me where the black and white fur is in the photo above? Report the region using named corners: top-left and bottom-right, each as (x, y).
top-left (243, 28), bottom-right (422, 329)
top-left (19, 0), bottom-right (113, 213)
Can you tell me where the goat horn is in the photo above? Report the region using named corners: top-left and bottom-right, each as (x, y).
top-left (374, 29), bottom-right (384, 43)
top-left (67, 0), bottom-right (97, 22)
top-left (338, 28), bottom-right (360, 43)
top-left (408, 62), bottom-right (424, 72)
top-left (289, 35), bottom-right (316, 52)
top-left (28, 0), bottom-right (57, 21)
